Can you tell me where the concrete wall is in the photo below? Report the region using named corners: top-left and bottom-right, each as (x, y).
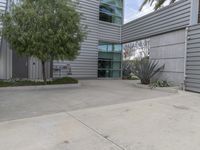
top-left (149, 29), bottom-right (186, 85)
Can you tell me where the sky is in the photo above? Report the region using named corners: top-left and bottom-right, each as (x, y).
top-left (124, 0), bottom-right (172, 23)
top-left (124, 0), bottom-right (154, 23)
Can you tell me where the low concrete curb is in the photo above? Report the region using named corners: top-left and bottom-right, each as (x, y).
top-left (0, 83), bottom-right (80, 91)
top-left (132, 81), bottom-right (179, 93)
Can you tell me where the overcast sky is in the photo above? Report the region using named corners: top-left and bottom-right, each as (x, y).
top-left (124, 0), bottom-right (173, 23)
top-left (124, 0), bottom-right (154, 23)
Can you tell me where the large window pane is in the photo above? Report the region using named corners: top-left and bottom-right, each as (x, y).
top-left (99, 52), bottom-right (113, 59)
top-left (98, 59), bottom-right (112, 69)
top-left (101, 0), bottom-right (123, 8)
top-left (99, 12), bottom-right (113, 23)
top-left (113, 62), bottom-right (121, 69)
top-left (113, 53), bottom-right (121, 61)
top-left (107, 44), bottom-right (113, 52)
top-left (98, 43), bottom-right (107, 52)
top-left (98, 42), bottom-right (122, 78)
top-left (112, 70), bottom-right (121, 78)
top-left (100, 4), bottom-right (114, 15)
top-left (114, 17), bottom-right (122, 24)
top-left (98, 70), bottom-right (112, 78)
top-left (99, 0), bottom-right (123, 24)
top-left (114, 44), bottom-right (122, 52)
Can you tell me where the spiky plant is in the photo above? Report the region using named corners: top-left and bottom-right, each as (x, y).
top-left (132, 57), bottom-right (164, 85)
top-left (139, 0), bottom-right (176, 11)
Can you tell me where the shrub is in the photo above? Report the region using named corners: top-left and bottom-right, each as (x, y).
top-left (50, 77), bottom-right (78, 84)
top-left (132, 57), bottom-right (164, 84)
top-left (0, 77), bottom-right (78, 87)
top-left (122, 61), bottom-right (132, 79)
top-left (150, 80), bottom-right (171, 88)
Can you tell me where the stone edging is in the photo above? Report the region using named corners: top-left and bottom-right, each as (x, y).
top-left (0, 83), bottom-right (80, 91)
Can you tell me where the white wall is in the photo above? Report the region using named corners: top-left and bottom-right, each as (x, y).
top-left (149, 29), bottom-right (186, 85)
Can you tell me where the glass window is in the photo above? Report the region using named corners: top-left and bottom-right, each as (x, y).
top-left (98, 42), bottom-right (122, 78)
top-left (107, 44), bottom-right (113, 52)
top-left (101, 0), bottom-right (123, 8)
top-left (98, 43), bottom-right (107, 52)
top-left (99, 0), bottom-right (123, 24)
top-left (114, 44), bottom-right (122, 52)
top-left (112, 70), bottom-right (121, 78)
top-left (112, 62), bottom-right (121, 69)
top-left (113, 53), bottom-right (121, 61)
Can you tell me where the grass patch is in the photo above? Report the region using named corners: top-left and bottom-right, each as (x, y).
top-left (0, 77), bottom-right (78, 87)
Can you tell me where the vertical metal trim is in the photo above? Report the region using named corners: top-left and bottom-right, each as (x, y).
top-left (189, 0), bottom-right (199, 25)
top-left (183, 26), bottom-right (189, 90)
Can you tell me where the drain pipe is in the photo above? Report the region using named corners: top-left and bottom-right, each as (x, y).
top-left (183, 27), bottom-right (189, 91)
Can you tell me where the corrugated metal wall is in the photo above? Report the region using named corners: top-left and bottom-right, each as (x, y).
top-left (53, 0), bottom-right (99, 78)
top-left (29, 57), bottom-right (51, 80)
top-left (0, 0), bottom-right (12, 79)
top-left (185, 24), bottom-right (200, 92)
top-left (98, 21), bottom-right (121, 43)
top-left (121, 0), bottom-right (191, 43)
top-left (53, 0), bottom-right (122, 78)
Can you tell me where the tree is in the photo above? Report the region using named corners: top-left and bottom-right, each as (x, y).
top-left (123, 39), bottom-right (149, 60)
top-left (1, 0), bottom-right (86, 84)
top-left (140, 0), bottom-right (176, 11)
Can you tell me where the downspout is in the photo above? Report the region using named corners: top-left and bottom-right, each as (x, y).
top-left (183, 27), bottom-right (189, 91)
top-left (120, 26), bottom-right (123, 79)
top-left (120, 0), bottom-right (125, 79)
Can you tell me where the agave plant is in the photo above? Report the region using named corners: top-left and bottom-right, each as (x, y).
top-left (132, 57), bottom-right (164, 85)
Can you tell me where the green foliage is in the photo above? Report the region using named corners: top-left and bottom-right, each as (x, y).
top-left (140, 0), bottom-right (176, 11)
top-left (122, 60), bottom-right (132, 78)
top-left (150, 80), bottom-right (171, 88)
top-left (1, 0), bottom-right (86, 83)
top-left (122, 60), bottom-right (139, 80)
top-left (0, 77), bottom-right (78, 87)
top-left (132, 57), bottom-right (164, 85)
top-left (50, 77), bottom-right (78, 84)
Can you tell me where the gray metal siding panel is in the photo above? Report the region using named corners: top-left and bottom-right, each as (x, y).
top-left (122, 0), bottom-right (191, 43)
top-left (53, 0), bottom-right (99, 78)
top-left (149, 30), bottom-right (186, 85)
top-left (186, 24), bottom-right (200, 92)
top-left (98, 21), bottom-right (121, 43)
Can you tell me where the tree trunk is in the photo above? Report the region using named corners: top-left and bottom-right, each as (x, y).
top-left (41, 61), bottom-right (47, 84)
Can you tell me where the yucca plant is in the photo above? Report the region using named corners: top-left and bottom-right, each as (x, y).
top-left (132, 57), bottom-right (164, 85)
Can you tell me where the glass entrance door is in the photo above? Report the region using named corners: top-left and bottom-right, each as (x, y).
top-left (98, 42), bottom-right (122, 78)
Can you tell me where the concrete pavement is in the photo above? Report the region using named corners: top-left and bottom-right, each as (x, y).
top-left (0, 80), bottom-right (174, 122)
top-left (0, 87), bottom-right (200, 149)
top-left (0, 80), bottom-right (200, 150)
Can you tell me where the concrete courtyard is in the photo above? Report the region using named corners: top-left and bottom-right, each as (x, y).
top-left (0, 80), bottom-right (200, 150)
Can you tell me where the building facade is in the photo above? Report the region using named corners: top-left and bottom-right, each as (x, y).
top-left (1, 0), bottom-right (200, 92)
top-left (53, 0), bottom-right (123, 79)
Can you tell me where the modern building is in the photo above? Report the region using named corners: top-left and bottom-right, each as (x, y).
top-left (0, 0), bottom-right (200, 93)
top-left (53, 0), bottom-right (123, 79)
